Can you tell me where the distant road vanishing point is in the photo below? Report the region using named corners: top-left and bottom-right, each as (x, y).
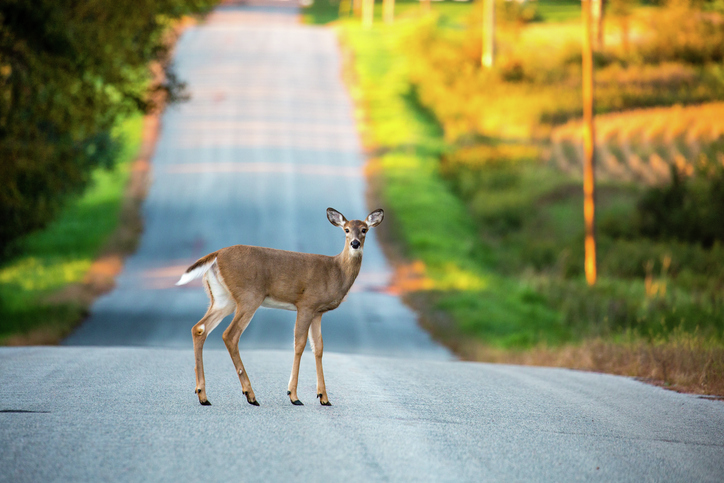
top-left (62, 0), bottom-right (451, 359)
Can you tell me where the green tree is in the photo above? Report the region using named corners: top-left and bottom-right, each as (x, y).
top-left (0, 0), bottom-right (216, 255)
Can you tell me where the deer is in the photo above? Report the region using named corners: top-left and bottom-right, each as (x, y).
top-left (175, 207), bottom-right (384, 407)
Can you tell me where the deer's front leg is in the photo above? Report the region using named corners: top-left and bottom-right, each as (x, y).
top-left (308, 314), bottom-right (331, 406)
top-left (288, 310), bottom-right (314, 405)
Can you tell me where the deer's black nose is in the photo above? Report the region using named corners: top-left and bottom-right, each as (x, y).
top-left (351, 240), bottom-right (361, 249)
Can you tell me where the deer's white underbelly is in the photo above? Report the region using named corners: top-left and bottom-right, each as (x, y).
top-left (261, 297), bottom-right (297, 311)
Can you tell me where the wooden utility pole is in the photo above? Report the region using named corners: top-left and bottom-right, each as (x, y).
top-left (383, 0), bottom-right (395, 24)
top-left (482, 0), bottom-right (495, 68)
top-left (582, 0), bottom-right (597, 285)
top-left (363, 0), bottom-right (374, 28)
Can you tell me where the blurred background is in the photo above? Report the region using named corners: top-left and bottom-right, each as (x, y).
top-left (1, 0), bottom-right (723, 395)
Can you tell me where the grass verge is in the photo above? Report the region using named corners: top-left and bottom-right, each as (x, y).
top-left (0, 114), bottom-right (145, 345)
top-left (338, 19), bottom-right (566, 348)
top-left (329, 4), bottom-right (724, 396)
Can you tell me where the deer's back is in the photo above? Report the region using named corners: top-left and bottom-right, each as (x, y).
top-left (215, 245), bottom-right (349, 311)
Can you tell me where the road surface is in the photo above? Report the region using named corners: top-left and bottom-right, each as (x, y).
top-left (2, 347), bottom-right (724, 481)
top-left (61, 1), bottom-right (449, 359)
top-left (2, 2), bottom-right (723, 482)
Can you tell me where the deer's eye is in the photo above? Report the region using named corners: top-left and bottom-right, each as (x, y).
top-left (361, 228), bottom-right (367, 234)
top-left (345, 228), bottom-right (350, 233)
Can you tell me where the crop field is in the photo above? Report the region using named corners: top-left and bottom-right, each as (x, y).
top-left (550, 102), bottom-right (724, 184)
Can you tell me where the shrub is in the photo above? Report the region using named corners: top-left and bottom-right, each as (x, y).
top-left (636, 151), bottom-right (724, 246)
top-left (641, 1), bottom-right (724, 64)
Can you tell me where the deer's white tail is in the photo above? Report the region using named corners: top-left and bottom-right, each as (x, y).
top-left (176, 252), bottom-right (219, 286)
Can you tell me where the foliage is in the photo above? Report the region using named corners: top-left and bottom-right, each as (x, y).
top-left (401, 2), bottom-right (724, 143)
top-left (0, 0), bottom-right (216, 255)
top-left (0, 114), bottom-right (143, 343)
top-left (338, 19), bottom-right (567, 349)
top-left (636, 152), bottom-right (724, 246)
top-left (641, 0), bottom-right (724, 64)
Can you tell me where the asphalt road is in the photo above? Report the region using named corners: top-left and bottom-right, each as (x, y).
top-left (2, 347), bottom-right (724, 482)
top-left (61, 1), bottom-right (449, 359)
top-left (2, 2), bottom-right (723, 482)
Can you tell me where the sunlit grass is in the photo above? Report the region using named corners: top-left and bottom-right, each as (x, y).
top-left (0, 114), bottom-right (143, 343)
top-left (0, 258), bottom-right (92, 293)
top-left (339, 17), bottom-right (570, 349)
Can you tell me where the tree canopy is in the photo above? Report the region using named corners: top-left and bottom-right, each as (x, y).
top-left (0, 0), bottom-right (217, 255)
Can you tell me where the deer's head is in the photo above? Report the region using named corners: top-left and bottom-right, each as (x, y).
top-left (327, 207), bottom-right (384, 257)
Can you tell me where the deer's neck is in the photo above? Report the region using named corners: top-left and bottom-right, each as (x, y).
top-left (336, 245), bottom-right (363, 288)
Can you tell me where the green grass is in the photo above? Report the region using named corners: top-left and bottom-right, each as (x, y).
top-left (303, 0), bottom-right (580, 26)
top-left (536, 0), bottom-right (580, 23)
top-left (338, 19), bottom-right (569, 348)
top-left (304, 0), bottom-right (475, 25)
top-left (316, 0), bottom-right (724, 396)
top-left (0, 114), bottom-right (144, 343)
top-left (332, 1), bottom-right (724, 344)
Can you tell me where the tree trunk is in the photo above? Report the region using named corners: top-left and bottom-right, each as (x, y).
top-left (383, 0), bottom-right (394, 24)
top-left (592, 0), bottom-right (606, 50)
top-left (362, 0), bottom-right (374, 28)
top-left (482, 0), bottom-right (495, 68)
top-left (582, 0), bottom-right (598, 286)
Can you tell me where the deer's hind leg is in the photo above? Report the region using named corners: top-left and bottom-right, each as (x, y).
top-left (192, 273), bottom-right (235, 406)
top-left (222, 295), bottom-right (264, 406)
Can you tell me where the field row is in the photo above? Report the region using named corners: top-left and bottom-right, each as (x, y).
top-left (550, 102), bottom-right (724, 184)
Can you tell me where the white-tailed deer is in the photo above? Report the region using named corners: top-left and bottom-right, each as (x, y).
top-left (176, 207), bottom-right (384, 407)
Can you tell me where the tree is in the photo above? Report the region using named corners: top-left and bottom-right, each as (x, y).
top-left (383, 0), bottom-right (395, 24)
top-left (482, 0), bottom-right (495, 68)
top-left (592, 0), bottom-right (605, 50)
top-left (363, 0), bottom-right (374, 28)
top-left (0, 0), bottom-right (216, 255)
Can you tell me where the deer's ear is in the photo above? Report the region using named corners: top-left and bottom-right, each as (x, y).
top-left (366, 209), bottom-right (384, 227)
top-left (327, 207), bottom-right (347, 227)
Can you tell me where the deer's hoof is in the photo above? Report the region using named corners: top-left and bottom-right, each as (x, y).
top-left (320, 400), bottom-right (332, 406)
top-left (243, 391), bottom-right (260, 406)
top-left (200, 400), bottom-right (211, 406)
top-left (287, 391), bottom-right (303, 405)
